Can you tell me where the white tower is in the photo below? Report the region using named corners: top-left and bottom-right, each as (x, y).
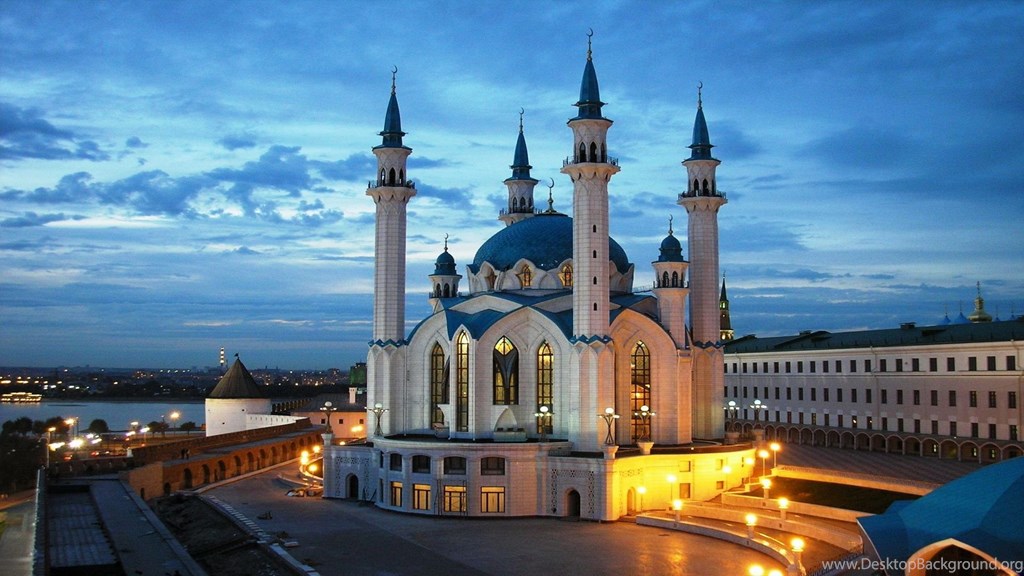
top-left (652, 217), bottom-right (690, 349)
top-left (498, 110), bottom-right (539, 226)
top-left (366, 69), bottom-right (415, 432)
top-left (561, 34), bottom-right (620, 450)
top-left (678, 86), bottom-right (727, 439)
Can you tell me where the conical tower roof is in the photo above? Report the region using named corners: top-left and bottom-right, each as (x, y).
top-left (209, 357), bottom-right (265, 399)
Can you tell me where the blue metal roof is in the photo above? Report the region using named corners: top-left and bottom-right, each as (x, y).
top-left (688, 104), bottom-right (715, 161)
top-left (859, 457), bottom-right (1024, 566)
top-left (433, 249), bottom-right (456, 275)
top-left (573, 57), bottom-right (606, 121)
top-left (470, 214), bottom-right (631, 273)
top-left (658, 233), bottom-right (685, 262)
top-left (505, 128), bottom-right (536, 182)
top-left (376, 88), bottom-right (407, 149)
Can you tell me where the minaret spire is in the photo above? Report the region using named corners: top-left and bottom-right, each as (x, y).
top-left (500, 108), bottom-right (539, 226)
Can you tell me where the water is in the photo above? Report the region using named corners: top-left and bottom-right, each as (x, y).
top-left (0, 399), bottom-right (204, 431)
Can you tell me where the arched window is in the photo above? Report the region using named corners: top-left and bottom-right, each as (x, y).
top-left (380, 169), bottom-right (386, 184)
top-left (702, 178), bottom-right (709, 195)
top-left (430, 344), bottom-right (448, 426)
top-left (518, 265), bottom-right (532, 288)
top-left (433, 284), bottom-right (441, 297)
top-left (630, 342), bottom-right (651, 442)
top-left (493, 336), bottom-right (519, 405)
top-left (456, 333), bottom-right (469, 431)
top-left (559, 264), bottom-right (573, 288)
top-left (536, 342), bottom-right (554, 434)
top-left (661, 271), bottom-right (669, 287)
top-left (578, 142), bottom-right (586, 162)
top-left (399, 169), bottom-right (405, 184)
top-left (389, 167), bottom-right (397, 186)
top-left (443, 284), bottom-right (451, 298)
top-left (512, 197), bottom-right (518, 211)
top-left (589, 142), bottom-right (598, 162)
top-left (693, 179), bottom-right (699, 195)
top-left (671, 271), bottom-right (679, 287)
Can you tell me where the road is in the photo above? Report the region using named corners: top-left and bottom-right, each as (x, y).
top-left (0, 491), bottom-right (36, 576)
top-left (211, 469), bottom-right (784, 576)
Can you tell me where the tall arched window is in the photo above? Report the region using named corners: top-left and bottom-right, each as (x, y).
top-left (456, 333), bottom-right (469, 431)
top-left (493, 336), bottom-right (519, 405)
top-left (518, 265), bottom-right (532, 288)
top-left (589, 142), bottom-right (598, 162)
top-left (536, 342), bottom-right (554, 434)
top-left (661, 271), bottom-right (669, 287)
top-left (630, 341), bottom-right (651, 442)
top-left (430, 343), bottom-right (448, 426)
top-left (560, 264), bottom-right (573, 288)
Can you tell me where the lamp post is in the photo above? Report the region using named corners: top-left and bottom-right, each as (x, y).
top-left (778, 497), bottom-right (789, 522)
top-left (320, 401), bottom-right (338, 435)
top-left (169, 411), bottom-right (180, 432)
top-left (789, 538), bottom-right (805, 575)
top-left (770, 442), bottom-right (781, 469)
top-left (599, 407), bottom-right (619, 445)
top-left (750, 399), bottom-right (767, 422)
top-left (758, 449), bottom-right (770, 477)
top-left (745, 513), bottom-right (757, 539)
top-left (370, 402), bottom-right (388, 437)
top-left (45, 426), bottom-right (56, 469)
top-left (760, 477), bottom-right (772, 500)
top-left (534, 405), bottom-right (552, 442)
top-left (725, 400), bottom-right (738, 422)
top-left (637, 486), bottom-right (646, 512)
top-left (672, 499), bottom-right (683, 524)
top-left (633, 405), bottom-right (655, 442)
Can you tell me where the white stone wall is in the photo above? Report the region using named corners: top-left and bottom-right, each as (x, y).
top-left (204, 398), bottom-right (273, 436)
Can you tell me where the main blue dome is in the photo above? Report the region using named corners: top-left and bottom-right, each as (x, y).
top-left (470, 214), bottom-right (631, 273)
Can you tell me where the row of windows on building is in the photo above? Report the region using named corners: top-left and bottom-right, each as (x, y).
top-left (728, 355), bottom-right (1018, 375)
top-left (380, 453), bottom-right (507, 476)
top-left (429, 337), bottom-right (655, 442)
top-left (381, 481), bottom-right (505, 513)
top-left (731, 409), bottom-right (1019, 441)
top-left (729, 386), bottom-right (1018, 410)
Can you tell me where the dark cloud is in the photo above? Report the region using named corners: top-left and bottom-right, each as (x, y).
top-left (232, 246), bottom-right (260, 255)
top-left (801, 125), bottom-right (915, 169)
top-left (218, 133), bottom-right (258, 150)
top-left (125, 136), bottom-right (148, 148)
top-left (316, 153), bottom-right (377, 181)
top-left (0, 211), bottom-right (86, 228)
top-left (713, 122), bottom-right (760, 160)
top-left (407, 156), bottom-right (452, 170)
top-left (97, 170), bottom-right (210, 216)
top-left (721, 220), bottom-right (807, 253)
top-left (0, 102), bottom-right (110, 161)
top-left (414, 182), bottom-right (474, 205)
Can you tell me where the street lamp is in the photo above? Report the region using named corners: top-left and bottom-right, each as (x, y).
top-left (725, 400), bottom-right (738, 422)
top-left (778, 497), bottom-right (789, 522)
top-left (760, 477), bottom-right (772, 500)
top-left (745, 513), bottom-right (757, 539)
top-left (790, 537), bottom-right (805, 575)
top-left (770, 442), bottom-right (781, 469)
top-left (169, 411), bottom-right (180, 431)
top-left (633, 405), bottom-right (655, 442)
top-left (45, 426), bottom-right (56, 469)
top-left (534, 405), bottom-right (552, 442)
top-left (370, 402), bottom-right (388, 437)
top-left (750, 399), bottom-right (767, 422)
top-left (672, 499), bottom-right (683, 524)
top-left (749, 566), bottom-right (765, 576)
top-left (666, 474), bottom-right (677, 507)
top-left (637, 485), bottom-right (646, 512)
top-left (599, 407), bottom-right (620, 445)
top-left (320, 401), bottom-right (338, 435)
top-left (758, 449), bottom-right (770, 477)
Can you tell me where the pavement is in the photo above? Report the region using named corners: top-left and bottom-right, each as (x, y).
top-left (0, 491), bottom-right (36, 576)
top-left (209, 468), bottom-right (787, 576)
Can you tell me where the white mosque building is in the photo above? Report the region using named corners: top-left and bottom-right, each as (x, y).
top-left (323, 39), bottom-right (755, 519)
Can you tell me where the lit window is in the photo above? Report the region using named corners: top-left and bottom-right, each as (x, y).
top-left (481, 486), bottom-right (506, 513)
top-left (413, 484), bottom-right (431, 511)
top-left (560, 264), bottom-right (573, 288)
top-left (443, 485), bottom-right (467, 513)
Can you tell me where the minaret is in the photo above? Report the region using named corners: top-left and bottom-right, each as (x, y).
top-left (366, 69), bottom-right (415, 434)
top-left (562, 31), bottom-right (620, 341)
top-left (561, 32), bottom-right (620, 452)
top-left (499, 109), bottom-right (539, 226)
top-left (678, 84), bottom-right (727, 439)
top-left (367, 68), bottom-right (416, 344)
top-left (428, 234), bottom-right (461, 311)
top-left (720, 275), bottom-right (734, 341)
top-left (652, 217), bottom-right (689, 349)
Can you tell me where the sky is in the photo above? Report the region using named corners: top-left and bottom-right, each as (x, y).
top-left (1, 1), bottom-right (1022, 370)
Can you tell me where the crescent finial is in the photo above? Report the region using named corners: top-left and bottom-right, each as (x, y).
top-left (519, 108), bottom-right (525, 131)
top-left (668, 214), bottom-right (674, 235)
top-left (391, 66), bottom-right (398, 93)
top-left (697, 81), bottom-right (703, 107)
top-left (586, 28), bottom-right (594, 60)
top-left (443, 233), bottom-right (449, 251)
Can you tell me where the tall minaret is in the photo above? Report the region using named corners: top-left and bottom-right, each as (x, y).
top-left (562, 32), bottom-right (620, 452)
top-left (366, 69), bottom-right (415, 434)
top-left (367, 68), bottom-right (416, 344)
top-left (562, 31), bottom-right (620, 341)
top-left (499, 109), bottom-right (539, 226)
top-left (652, 217), bottom-right (689, 350)
top-left (678, 84), bottom-right (727, 439)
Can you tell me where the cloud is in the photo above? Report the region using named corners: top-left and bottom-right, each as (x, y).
top-left (414, 182), bottom-right (474, 205)
top-left (0, 212), bottom-right (86, 228)
top-left (801, 126), bottom-right (915, 169)
top-left (232, 246), bottom-right (261, 255)
top-left (218, 133), bottom-right (258, 150)
top-left (316, 153), bottom-right (377, 181)
top-left (0, 102), bottom-right (110, 161)
top-left (125, 136), bottom-right (148, 148)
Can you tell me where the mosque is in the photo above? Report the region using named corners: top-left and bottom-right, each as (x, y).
top-left (322, 38), bottom-right (755, 519)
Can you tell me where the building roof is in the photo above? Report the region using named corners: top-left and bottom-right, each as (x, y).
top-left (470, 213), bottom-right (631, 274)
top-left (859, 456), bottom-right (1024, 565)
top-left (724, 318), bottom-right (1024, 354)
top-left (208, 357), bottom-right (265, 399)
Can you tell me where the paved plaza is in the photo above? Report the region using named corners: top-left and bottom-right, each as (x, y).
top-left (210, 469), bottom-right (786, 576)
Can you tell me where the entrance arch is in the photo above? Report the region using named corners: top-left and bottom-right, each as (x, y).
top-left (565, 489), bottom-right (581, 518)
top-left (347, 474), bottom-right (359, 499)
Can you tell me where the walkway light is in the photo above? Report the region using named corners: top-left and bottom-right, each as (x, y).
top-left (745, 513), bottom-right (757, 539)
top-left (760, 477), bottom-right (772, 499)
top-left (666, 474), bottom-right (676, 507)
top-left (758, 449), bottom-right (769, 477)
top-left (748, 565), bottom-right (764, 576)
top-left (672, 499), bottom-right (683, 524)
top-left (778, 497), bottom-right (789, 521)
top-left (633, 405), bottom-right (655, 442)
top-left (637, 485), bottom-right (647, 512)
top-left (370, 402), bottom-right (388, 436)
top-left (534, 405), bottom-right (553, 442)
top-left (770, 442), bottom-right (781, 468)
top-left (790, 537), bottom-right (805, 574)
top-left (599, 407), bottom-right (620, 445)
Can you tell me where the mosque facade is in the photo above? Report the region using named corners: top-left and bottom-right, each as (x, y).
top-left (322, 40), bottom-right (754, 519)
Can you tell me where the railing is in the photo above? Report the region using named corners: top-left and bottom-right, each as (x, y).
top-left (562, 156), bottom-right (620, 167)
top-left (367, 180), bottom-right (416, 189)
top-left (678, 189), bottom-right (727, 200)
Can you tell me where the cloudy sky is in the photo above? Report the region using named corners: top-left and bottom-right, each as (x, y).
top-left (1, 1), bottom-right (1022, 370)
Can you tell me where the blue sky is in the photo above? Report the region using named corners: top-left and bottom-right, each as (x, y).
top-left (1, 1), bottom-right (1022, 369)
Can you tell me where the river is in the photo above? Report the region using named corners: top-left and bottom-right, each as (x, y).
top-left (0, 399), bottom-right (205, 431)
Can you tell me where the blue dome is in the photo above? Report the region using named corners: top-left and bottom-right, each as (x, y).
top-left (658, 233), bottom-right (685, 262)
top-left (471, 214), bottom-right (631, 273)
top-left (434, 249), bottom-right (456, 275)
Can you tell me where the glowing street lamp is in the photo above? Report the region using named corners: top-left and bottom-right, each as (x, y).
top-left (599, 407), bottom-right (620, 445)
top-left (370, 402), bottom-right (388, 437)
top-left (760, 477), bottom-right (772, 500)
top-left (637, 485), bottom-right (647, 512)
top-left (778, 497), bottom-right (789, 522)
top-left (758, 449), bottom-right (770, 477)
top-left (534, 405), bottom-right (552, 442)
top-left (750, 399), bottom-right (767, 422)
top-left (169, 411), bottom-right (180, 430)
top-left (745, 513), bottom-right (757, 539)
top-left (666, 474), bottom-right (677, 507)
top-left (790, 537), bottom-right (805, 574)
top-left (633, 405), bottom-right (655, 441)
top-left (749, 566), bottom-right (765, 576)
top-left (770, 442), bottom-right (781, 468)
top-left (725, 400), bottom-right (738, 421)
top-left (672, 498), bottom-right (683, 524)
top-left (320, 401), bottom-right (338, 435)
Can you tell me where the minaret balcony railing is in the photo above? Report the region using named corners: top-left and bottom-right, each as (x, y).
top-left (678, 189), bottom-right (726, 200)
top-left (562, 156), bottom-right (619, 167)
top-left (498, 207), bottom-right (540, 216)
top-left (368, 180), bottom-right (417, 190)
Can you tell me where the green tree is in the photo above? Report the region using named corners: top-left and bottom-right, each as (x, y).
top-left (87, 419), bottom-right (109, 434)
top-left (179, 421), bottom-right (197, 436)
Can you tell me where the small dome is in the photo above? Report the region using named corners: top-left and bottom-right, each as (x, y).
top-left (471, 214), bottom-right (630, 273)
top-left (658, 233), bottom-right (685, 262)
top-left (434, 249), bottom-right (457, 275)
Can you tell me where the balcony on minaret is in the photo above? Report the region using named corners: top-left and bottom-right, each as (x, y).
top-left (679, 183), bottom-right (726, 200)
top-left (563, 154), bottom-right (619, 167)
top-left (368, 176), bottom-right (416, 190)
